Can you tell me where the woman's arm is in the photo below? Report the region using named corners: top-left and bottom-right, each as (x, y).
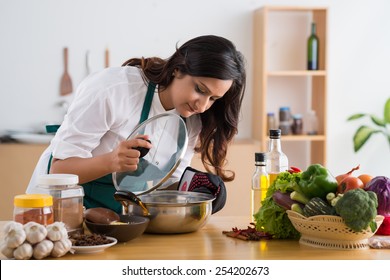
top-left (50, 137), bottom-right (152, 184)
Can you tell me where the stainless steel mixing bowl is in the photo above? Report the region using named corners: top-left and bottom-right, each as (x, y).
top-left (126, 190), bottom-right (214, 234)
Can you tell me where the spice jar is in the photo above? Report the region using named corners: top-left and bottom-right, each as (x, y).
top-left (279, 107), bottom-right (292, 135)
top-left (34, 174), bottom-right (84, 234)
top-left (292, 114), bottom-right (303, 135)
top-left (14, 194), bottom-right (54, 225)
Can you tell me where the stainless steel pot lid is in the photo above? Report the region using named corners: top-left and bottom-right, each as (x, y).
top-left (112, 113), bottom-right (188, 195)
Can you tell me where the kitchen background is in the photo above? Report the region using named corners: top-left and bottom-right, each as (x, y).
top-left (0, 0), bottom-right (389, 200)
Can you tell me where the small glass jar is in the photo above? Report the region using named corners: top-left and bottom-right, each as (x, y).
top-left (292, 114), bottom-right (303, 135)
top-left (279, 107), bottom-right (292, 135)
top-left (279, 107), bottom-right (291, 122)
top-left (14, 194), bottom-right (54, 225)
top-left (279, 121), bottom-right (291, 135)
top-left (35, 174), bottom-right (84, 234)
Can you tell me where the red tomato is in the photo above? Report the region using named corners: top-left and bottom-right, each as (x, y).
top-left (337, 176), bottom-right (364, 194)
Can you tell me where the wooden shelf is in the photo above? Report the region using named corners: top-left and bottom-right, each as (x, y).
top-left (263, 6), bottom-right (328, 12)
top-left (279, 134), bottom-right (326, 141)
top-left (253, 6), bottom-right (328, 168)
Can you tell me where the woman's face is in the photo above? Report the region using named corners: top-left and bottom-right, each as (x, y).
top-left (160, 72), bottom-right (233, 118)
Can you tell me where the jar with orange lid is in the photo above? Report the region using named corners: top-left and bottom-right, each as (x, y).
top-left (13, 194), bottom-right (54, 225)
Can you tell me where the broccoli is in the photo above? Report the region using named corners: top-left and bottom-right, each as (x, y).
top-left (335, 188), bottom-right (378, 232)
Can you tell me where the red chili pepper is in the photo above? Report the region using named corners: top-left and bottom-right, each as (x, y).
top-left (288, 166), bottom-right (302, 173)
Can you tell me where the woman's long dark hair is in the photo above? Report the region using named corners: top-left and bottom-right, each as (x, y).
top-left (122, 35), bottom-right (246, 182)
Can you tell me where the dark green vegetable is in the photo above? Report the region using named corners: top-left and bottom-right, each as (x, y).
top-left (297, 164), bottom-right (338, 199)
top-left (335, 188), bottom-right (378, 232)
top-left (302, 197), bottom-right (335, 217)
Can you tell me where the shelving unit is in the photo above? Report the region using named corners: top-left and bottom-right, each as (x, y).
top-left (252, 6), bottom-right (328, 168)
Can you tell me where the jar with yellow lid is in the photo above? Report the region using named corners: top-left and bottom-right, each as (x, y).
top-left (13, 194), bottom-right (54, 225)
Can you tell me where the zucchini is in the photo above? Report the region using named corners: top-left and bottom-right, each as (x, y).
top-left (302, 197), bottom-right (335, 217)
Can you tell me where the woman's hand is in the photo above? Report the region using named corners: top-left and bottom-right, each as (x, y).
top-left (109, 136), bottom-right (153, 172)
top-left (50, 135), bottom-right (153, 184)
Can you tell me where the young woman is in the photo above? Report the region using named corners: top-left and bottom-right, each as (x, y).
top-left (27, 35), bottom-right (246, 213)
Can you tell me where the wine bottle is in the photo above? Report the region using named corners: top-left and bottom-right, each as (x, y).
top-left (307, 22), bottom-right (319, 70)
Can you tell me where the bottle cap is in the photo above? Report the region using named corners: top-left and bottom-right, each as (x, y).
top-left (293, 114), bottom-right (302, 119)
top-left (14, 194), bottom-right (53, 208)
top-left (267, 112), bottom-right (274, 116)
top-left (269, 129), bottom-right (281, 138)
top-left (37, 174), bottom-right (79, 186)
top-left (255, 152), bottom-right (266, 162)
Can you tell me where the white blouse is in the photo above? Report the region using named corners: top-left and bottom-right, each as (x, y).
top-left (27, 66), bottom-right (201, 192)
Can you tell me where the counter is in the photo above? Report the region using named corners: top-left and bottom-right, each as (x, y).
top-left (1, 216), bottom-right (389, 260)
top-left (0, 141), bottom-right (258, 220)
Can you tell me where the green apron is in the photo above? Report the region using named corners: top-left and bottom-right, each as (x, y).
top-left (48, 82), bottom-right (156, 214)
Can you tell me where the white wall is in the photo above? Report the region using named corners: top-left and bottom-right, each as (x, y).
top-left (1, 0), bottom-right (389, 177)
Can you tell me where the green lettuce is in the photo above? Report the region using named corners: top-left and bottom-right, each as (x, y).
top-left (253, 171), bottom-right (302, 239)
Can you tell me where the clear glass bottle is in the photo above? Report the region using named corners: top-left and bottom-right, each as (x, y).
top-left (266, 129), bottom-right (289, 185)
top-left (251, 152), bottom-right (269, 220)
top-left (307, 22), bottom-right (319, 70)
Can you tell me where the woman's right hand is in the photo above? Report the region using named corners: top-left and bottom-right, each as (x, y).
top-left (110, 136), bottom-right (153, 172)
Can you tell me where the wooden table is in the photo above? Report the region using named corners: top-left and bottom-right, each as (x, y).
top-left (1, 216), bottom-right (389, 260)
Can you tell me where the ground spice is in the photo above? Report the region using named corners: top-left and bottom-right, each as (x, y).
top-left (14, 208), bottom-right (54, 226)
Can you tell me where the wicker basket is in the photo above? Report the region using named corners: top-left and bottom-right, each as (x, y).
top-left (286, 210), bottom-right (384, 250)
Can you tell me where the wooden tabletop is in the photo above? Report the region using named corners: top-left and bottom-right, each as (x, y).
top-left (1, 216), bottom-right (389, 260)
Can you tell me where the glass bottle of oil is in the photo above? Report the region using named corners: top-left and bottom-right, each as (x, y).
top-left (251, 152), bottom-right (269, 220)
top-left (266, 129), bottom-right (289, 185)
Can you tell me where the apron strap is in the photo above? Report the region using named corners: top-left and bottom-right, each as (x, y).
top-left (139, 82), bottom-right (156, 124)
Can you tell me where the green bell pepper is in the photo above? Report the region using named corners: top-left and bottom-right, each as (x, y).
top-left (297, 164), bottom-right (338, 199)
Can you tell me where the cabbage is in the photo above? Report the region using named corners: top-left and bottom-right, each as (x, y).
top-left (364, 176), bottom-right (390, 216)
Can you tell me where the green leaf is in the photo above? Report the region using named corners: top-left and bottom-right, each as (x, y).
top-left (370, 115), bottom-right (386, 127)
top-left (385, 97), bottom-right (390, 123)
top-left (347, 113), bottom-right (366, 121)
top-left (353, 126), bottom-right (381, 152)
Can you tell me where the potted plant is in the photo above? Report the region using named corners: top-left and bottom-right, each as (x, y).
top-left (347, 97), bottom-right (390, 152)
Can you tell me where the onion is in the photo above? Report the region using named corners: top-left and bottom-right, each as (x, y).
top-left (335, 164), bottom-right (360, 184)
